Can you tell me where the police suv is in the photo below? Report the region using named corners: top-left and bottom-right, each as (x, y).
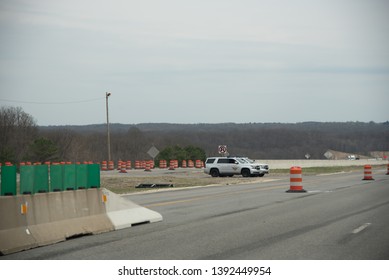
top-left (204, 157), bottom-right (269, 177)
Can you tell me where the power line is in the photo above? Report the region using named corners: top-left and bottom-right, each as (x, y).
top-left (0, 97), bottom-right (104, 105)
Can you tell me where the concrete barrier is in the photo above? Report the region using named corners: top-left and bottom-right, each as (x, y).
top-left (0, 188), bottom-right (162, 255)
top-left (102, 189), bottom-right (162, 230)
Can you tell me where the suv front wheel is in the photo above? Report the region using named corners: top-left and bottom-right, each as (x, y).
top-left (210, 168), bottom-right (220, 177)
top-left (241, 168), bottom-right (251, 177)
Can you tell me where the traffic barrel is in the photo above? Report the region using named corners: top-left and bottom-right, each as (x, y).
top-left (169, 160), bottom-right (175, 170)
top-left (286, 166), bottom-right (307, 193)
top-left (362, 165), bottom-right (374, 180)
top-left (159, 160), bottom-right (167, 169)
top-left (101, 161), bottom-right (108, 171)
top-left (182, 160), bottom-right (187, 168)
top-left (119, 161), bottom-right (127, 173)
top-left (126, 161), bottom-right (132, 170)
top-left (144, 161), bottom-right (151, 172)
top-left (386, 163), bottom-right (389, 175)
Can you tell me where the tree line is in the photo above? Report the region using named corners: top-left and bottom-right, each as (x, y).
top-left (1, 106), bottom-right (388, 164)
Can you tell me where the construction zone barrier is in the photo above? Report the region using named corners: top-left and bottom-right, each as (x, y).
top-left (119, 161), bottom-right (127, 173)
top-left (182, 160), bottom-right (187, 168)
top-left (159, 160), bottom-right (167, 169)
top-left (0, 188), bottom-right (163, 255)
top-left (1, 163), bottom-right (101, 196)
top-left (108, 161), bottom-right (115, 170)
top-left (386, 163), bottom-right (389, 175)
top-left (286, 166), bottom-right (307, 193)
top-left (195, 160), bottom-right (202, 168)
top-left (168, 160), bottom-right (176, 170)
top-left (362, 165), bottom-right (374, 180)
top-left (126, 161), bottom-right (132, 170)
top-left (144, 161), bottom-right (151, 172)
top-left (0, 164), bottom-right (16, 196)
top-left (188, 160), bottom-right (194, 168)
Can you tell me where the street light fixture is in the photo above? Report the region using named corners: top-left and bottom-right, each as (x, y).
top-left (106, 92), bottom-right (111, 162)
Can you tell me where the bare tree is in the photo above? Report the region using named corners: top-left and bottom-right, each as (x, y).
top-left (0, 106), bottom-right (38, 163)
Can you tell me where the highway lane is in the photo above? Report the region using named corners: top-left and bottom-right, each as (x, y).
top-left (2, 169), bottom-right (388, 259)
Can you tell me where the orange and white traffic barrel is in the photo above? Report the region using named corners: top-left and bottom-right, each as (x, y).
top-left (126, 161), bottom-right (132, 170)
top-left (144, 161), bottom-right (151, 172)
top-left (101, 161), bottom-right (108, 171)
top-left (108, 161), bottom-right (114, 170)
top-left (169, 160), bottom-right (175, 170)
top-left (386, 163), bottom-right (389, 175)
top-left (362, 165), bottom-right (374, 180)
top-left (182, 160), bottom-right (187, 168)
top-left (159, 160), bottom-right (166, 169)
top-left (119, 161), bottom-right (127, 173)
top-left (286, 166), bottom-right (307, 193)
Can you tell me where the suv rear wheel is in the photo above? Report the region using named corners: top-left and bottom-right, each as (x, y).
top-left (210, 168), bottom-right (220, 177)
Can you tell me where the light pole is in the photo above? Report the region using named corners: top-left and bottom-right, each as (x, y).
top-left (106, 92), bottom-right (111, 162)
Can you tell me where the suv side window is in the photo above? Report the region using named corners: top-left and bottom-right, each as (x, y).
top-left (206, 158), bottom-right (215, 164)
top-left (217, 158), bottom-right (229, 164)
top-left (228, 159), bottom-right (237, 164)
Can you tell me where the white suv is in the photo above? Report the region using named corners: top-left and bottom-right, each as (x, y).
top-left (204, 157), bottom-right (269, 177)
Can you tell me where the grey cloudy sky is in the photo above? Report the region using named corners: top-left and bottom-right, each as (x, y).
top-left (0, 0), bottom-right (388, 125)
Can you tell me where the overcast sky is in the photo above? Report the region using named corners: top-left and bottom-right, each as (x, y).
top-left (0, 0), bottom-right (388, 125)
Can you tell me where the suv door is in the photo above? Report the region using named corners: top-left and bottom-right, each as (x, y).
top-left (217, 158), bottom-right (238, 174)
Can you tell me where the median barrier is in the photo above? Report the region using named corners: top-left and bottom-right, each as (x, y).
top-left (102, 189), bottom-right (163, 230)
top-left (0, 188), bottom-right (162, 255)
top-left (0, 195), bottom-right (37, 254)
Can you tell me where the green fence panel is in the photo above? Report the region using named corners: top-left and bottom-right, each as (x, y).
top-left (50, 164), bottom-right (64, 192)
top-left (63, 164), bottom-right (76, 190)
top-left (20, 165), bottom-right (34, 194)
top-left (88, 164), bottom-right (100, 188)
top-left (76, 164), bottom-right (88, 189)
top-left (33, 165), bottom-right (49, 193)
top-left (1, 165), bottom-right (17, 196)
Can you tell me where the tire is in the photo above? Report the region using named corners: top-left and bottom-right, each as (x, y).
top-left (241, 169), bottom-right (251, 177)
top-left (210, 169), bottom-right (220, 177)
top-left (258, 174), bottom-right (265, 177)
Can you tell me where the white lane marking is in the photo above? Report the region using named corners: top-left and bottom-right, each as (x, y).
top-left (352, 223), bottom-right (371, 234)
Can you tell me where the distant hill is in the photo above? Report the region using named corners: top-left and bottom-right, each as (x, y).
top-left (38, 122), bottom-right (389, 161)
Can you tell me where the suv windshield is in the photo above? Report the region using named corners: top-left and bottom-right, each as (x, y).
top-left (235, 158), bottom-right (247, 164)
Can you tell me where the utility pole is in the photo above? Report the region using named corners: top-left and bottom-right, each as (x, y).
top-left (106, 92), bottom-right (111, 162)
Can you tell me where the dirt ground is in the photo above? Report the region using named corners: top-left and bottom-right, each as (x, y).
top-left (100, 168), bottom-right (275, 194)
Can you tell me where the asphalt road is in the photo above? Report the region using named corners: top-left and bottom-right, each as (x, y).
top-left (2, 169), bottom-right (389, 260)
